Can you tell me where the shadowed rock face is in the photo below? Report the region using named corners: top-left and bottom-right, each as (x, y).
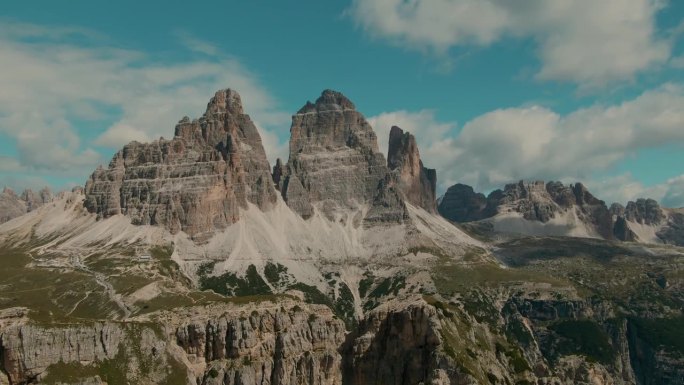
top-left (611, 199), bottom-right (684, 245)
top-left (438, 183), bottom-right (488, 222)
top-left (275, 90), bottom-right (407, 223)
top-left (386, 126), bottom-right (437, 213)
top-left (84, 89), bottom-right (277, 242)
top-left (623, 198), bottom-right (665, 225)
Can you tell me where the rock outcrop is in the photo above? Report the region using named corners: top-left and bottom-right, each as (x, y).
top-left (84, 89), bottom-right (277, 242)
top-left (616, 198), bottom-right (666, 226)
top-left (438, 184), bottom-right (488, 222)
top-left (610, 199), bottom-right (684, 245)
top-left (344, 301), bottom-right (448, 385)
top-left (175, 303), bottom-right (345, 385)
top-left (274, 90), bottom-right (407, 223)
top-left (21, 187), bottom-right (52, 212)
top-left (386, 126), bottom-right (437, 213)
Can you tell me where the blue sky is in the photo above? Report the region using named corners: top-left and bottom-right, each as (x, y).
top-left (1, 0), bottom-right (684, 207)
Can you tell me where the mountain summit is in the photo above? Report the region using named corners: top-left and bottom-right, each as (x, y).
top-left (84, 89), bottom-right (277, 242)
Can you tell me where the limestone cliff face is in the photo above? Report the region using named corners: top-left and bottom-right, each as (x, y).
top-left (0, 302), bottom-right (345, 385)
top-left (387, 126), bottom-right (437, 213)
top-left (275, 90), bottom-right (407, 223)
top-left (84, 89), bottom-right (277, 242)
top-left (0, 321), bottom-right (144, 384)
top-left (175, 304), bottom-right (345, 385)
top-left (344, 301), bottom-right (449, 385)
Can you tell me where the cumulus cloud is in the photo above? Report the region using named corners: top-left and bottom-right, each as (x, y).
top-left (0, 21), bottom-right (290, 185)
top-left (368, 109), bottom-right (455, 158)
top-left (587, 173), bottom-right (684, 208)
top-left (348, 0), bottom-right (671, 86)
top-left (368, 84), bottom-right (684, 205)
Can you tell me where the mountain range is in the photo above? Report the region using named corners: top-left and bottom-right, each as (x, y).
top-left (0, 89), bottom-right (682, 385)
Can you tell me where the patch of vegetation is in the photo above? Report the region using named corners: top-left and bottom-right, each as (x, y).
top-left (368, 276), bottom-right (406, 298)
top-left (263, 262), bottom-right (289, 287)
top-left (40, 361), bottom-right (101, 384)
top-left (461, 291), bottom-right (500, 328)
top-left (0, 248), bottom-right (122, 322)
top-left (497, 237), bottom-right (634, 267)
top-left (408, 246), bottom-right (451, 260)
top-left (548, 320), bottom-right (615, 364)
top-left (334, 282), bottom-right (356, 328)
top-left (628, 316), bottom-right (684, 356)
top-left (424, 296), bottom-right (453, 318)
top-left (199, 265), bottom-right (272, 297)
top-left (358, 271), bottom-right (374, 298)
top-left (109, 274), bottom-right (153, 296)
top-left (288, 281), bottom-right (356, 329)
top-left (149, 244), bottom-right (174, 259)
top-left (436, 263), bottom-right (570, 296)
top-left (196, 261), bottom-right (216, 277)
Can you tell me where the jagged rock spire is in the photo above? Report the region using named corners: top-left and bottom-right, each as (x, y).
top-left (387, 126), bottom-right (437, 213)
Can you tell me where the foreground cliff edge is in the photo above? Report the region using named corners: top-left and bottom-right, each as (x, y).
top-left (0, 89), bottom-right (682, 385)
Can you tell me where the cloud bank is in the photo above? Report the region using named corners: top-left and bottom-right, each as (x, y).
top-left (0, 22), bottom-right (288, 185)
top-left (369, 84), bottom-right (684, 207)
top-left (349, 0), bottom-right (671, 87)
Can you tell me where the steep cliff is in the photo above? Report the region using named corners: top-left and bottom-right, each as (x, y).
top-left (275, 90), bottom-right (407, 223)
top-left (0, 301), bottom-right (346, 385)
top-left (84, 89), bottom-right (277, 242)
top-left (387, 126), bottom-right (437, 213)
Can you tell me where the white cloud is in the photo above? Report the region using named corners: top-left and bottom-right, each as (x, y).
top-left (348, 0), bottom-right (671, 86)
top-left (175, 31), bottom-right (220, 56)
top-left (368, 109), bottom-right (455, 157)
top-left (661, 175), bottom-right (684, 208)
top-left (0, 21), bottom-right (290, 186)
top-left (368, 84), bottom-right (684, 203)
top-left (587, 173), bottom-right (684, 208)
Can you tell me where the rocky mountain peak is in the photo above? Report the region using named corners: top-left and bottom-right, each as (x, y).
top-left (85, 88), bottom-right (277, 242)
top-left (386, 126), bottom-right (437, 212)
top-left (297, 89), bottom-right (356, 114)
top-left (204, 88), bottom-right (244, 116)
top-left (623, 198), bottom-right (665, 225)
top-left (277, 90), bottom-right (407, 222)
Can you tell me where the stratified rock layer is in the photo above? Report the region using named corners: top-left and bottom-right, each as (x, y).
top-left (84, 89), bottom-right (277, 242)
top-left (387, 126), bottom-right (437, 213)
top-left (275, 90), bottom-right (407, 223)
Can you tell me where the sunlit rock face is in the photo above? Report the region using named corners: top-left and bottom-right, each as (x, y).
top-left (84, 89), bottom-right (277, 242)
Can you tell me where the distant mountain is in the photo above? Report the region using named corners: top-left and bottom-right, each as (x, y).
top-left (0, 187), bottom-right (52, 223)
top-left (439, 180), bottom-right (684, 246)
